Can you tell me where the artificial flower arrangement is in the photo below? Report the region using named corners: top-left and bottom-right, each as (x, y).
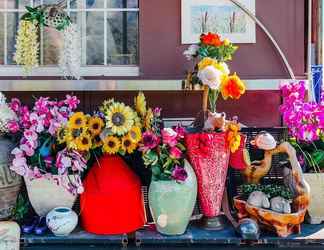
top-left (15, 2), bottom-right (81, 79)
top-left (280, 81), bottom-right (324, 171)
top-left (98, 92), bottom-right (161, 156)
top-left (9, 95), bottom-right (88, 195)
top-left (140, 125), bottom-right (188, 182)
top-left (183, 32), bottom-right (246, 113)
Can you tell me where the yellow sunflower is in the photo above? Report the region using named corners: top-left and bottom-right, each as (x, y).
top-left (121, 135), bottom-right (137, 154)
top-left (88, 116), bottom-right (104, 136)
top-left (105, 102), bottom-right (135, 136)
top-left (144, 108), bottom-right (154, 129)
top-left (56, 127), bottom-right (66, 144)
top-left (68, 112), bottom-right (87, 129)
top-left (128, 126), bottom-right (142, 143)
top-left (102, 136), bottom-right (121, 154)
top-left (92, 134), bottom-right (103, 148)
top-left (75, 133), bottom-right (92, 151)
top-left (134, 92), bottom-right (147, 117)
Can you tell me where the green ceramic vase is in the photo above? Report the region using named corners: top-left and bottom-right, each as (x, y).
top-left (148, 160), bottom-right (197, 235)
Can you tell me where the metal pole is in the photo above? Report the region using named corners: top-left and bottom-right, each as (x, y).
top-left (308, 0), bottom-right (314, 101)
top-left (228, 0), bottom-right (295, 80)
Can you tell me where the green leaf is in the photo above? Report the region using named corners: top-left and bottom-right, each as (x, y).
top-left (25, 6), bottom-right (36, 12)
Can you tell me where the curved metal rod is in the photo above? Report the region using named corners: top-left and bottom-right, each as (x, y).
top-left (229, 0), bottom-right (296, 79)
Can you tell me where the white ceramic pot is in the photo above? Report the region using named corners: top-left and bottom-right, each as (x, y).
top-left (46, 207), bottom-right (78, 236)
top-left (0, 221), bottom-right (20, 250)
top-left (304, 173), bottom-right (324, 224)
top-left (24, 176), bottom-right (77, 217)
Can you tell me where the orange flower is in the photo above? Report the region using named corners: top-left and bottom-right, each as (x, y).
top-left (226, 122), bottom-right (241, 153)
top-left (220, 73), bottom-right (246, 100)
top-left (200, 32), bottom-right (222, 47)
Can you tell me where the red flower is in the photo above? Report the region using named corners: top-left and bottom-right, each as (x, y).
top-left (200, 32), bottom-right (222, 47)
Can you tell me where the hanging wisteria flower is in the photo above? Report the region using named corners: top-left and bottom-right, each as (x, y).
top-left (59, 23), bottom-right (82, 80)
top-left (14, 20), bottom-right (39, 73)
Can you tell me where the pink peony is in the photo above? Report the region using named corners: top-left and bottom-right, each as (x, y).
top-left (169, 146), bottom-right (182, 159)
top-left (140, 131), bottom-right (160, 152)
top-left (162, 128), bottom-right (178, 147)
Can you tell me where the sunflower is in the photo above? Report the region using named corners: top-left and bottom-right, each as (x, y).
top-left (144, 108), bottom-right (154, 130)
top-left (128, 126), bottom-right (142, 143)
top-left (56, 127), bottom-right (66, 144)
top-left (75, 133), bottom-right (92, 151)
top-left (121, 135), bottom-right (137, 154)
top-left (88, 116), bottom-right (104, 136)
top-left (68, 112), bottom-right (87, 129)
top-left (135, 92), bottom-right (147, 117)
top-left (92, 134), bottom-right (103, 148)
top-left (102, 136), bottom-right (120, 154)
top-left (105, 102), bottom-right (135, 136)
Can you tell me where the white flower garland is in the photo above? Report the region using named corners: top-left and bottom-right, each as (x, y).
top-left (59, 23), bottom-right (82, 80)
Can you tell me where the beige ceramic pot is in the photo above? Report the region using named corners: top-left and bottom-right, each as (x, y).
top-left (0, 221), bottom-right (20, 250)
top-left (304, 173), bottom-right (324, 224)
top-left (24, 176), bottom-right (77, 217)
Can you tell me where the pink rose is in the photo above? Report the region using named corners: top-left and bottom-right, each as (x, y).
top-left (8, 120), bottom-right (20, 133)
top-left (162, 128), bottom-right (178, 147)
top-left (170, 146), bottom-right (182, 159)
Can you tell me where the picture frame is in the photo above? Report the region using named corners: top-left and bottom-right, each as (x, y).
top-left (181, 0), bottom-right (256, 44)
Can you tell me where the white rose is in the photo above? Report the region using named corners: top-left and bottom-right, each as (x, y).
top-left (197, 66), bottom-right (223, 90)
top-left (219, 62), bottom-right (230, 75)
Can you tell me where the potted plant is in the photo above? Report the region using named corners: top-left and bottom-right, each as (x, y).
top-left (280, 81), bottom-right (324, 224)
top-left (140, 125), bottom-right (197, 236)
top-left (0, 92), bottom-right (22, 220)
top-left (80, 93), bottom-right (155, 235)
top-left (183, 33), bottom-right (246, 229)
top-left (9, 95), bottom-right (90, 217)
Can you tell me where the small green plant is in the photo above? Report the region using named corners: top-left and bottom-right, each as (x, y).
top-left (11, 194), bottom-right (29, 222)
top-left (240, 184), bottom-right (293, 200)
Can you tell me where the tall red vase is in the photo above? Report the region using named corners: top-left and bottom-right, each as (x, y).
top-left (185, 132), bottom-right (230, 219)
top-left (80, 155), bottom-right (146, 235)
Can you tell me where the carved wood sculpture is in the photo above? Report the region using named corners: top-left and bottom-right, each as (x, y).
top-left (234, 141), bottom-right (311, 237)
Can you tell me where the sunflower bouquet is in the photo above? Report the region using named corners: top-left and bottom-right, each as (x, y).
top-left (99, 99), bottom-right (142, 155)
top-left (9, 95), bottom-right (88, 195)
top-left (183, 32), bottom-right (246, 113)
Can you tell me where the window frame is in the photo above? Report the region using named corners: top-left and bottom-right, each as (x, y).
top-left (0, 0), bottom-right (140, 77)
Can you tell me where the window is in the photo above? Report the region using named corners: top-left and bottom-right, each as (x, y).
top-left (0, 0), bottom-right (139, 77)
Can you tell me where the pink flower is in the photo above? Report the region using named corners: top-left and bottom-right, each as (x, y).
top-left (169, 146), bottom-right (182, 159)
top-left (171, 165), bottom-right (188, 182)
top-left (139, 131), bottom-right (160, 152)
top-left (29, 112), bottom-right (45, 133)
top-left (162, 128), bottom-right (178, 147)
top-left (11, 156), bottom-right (28, 176)
top-left (64, 95), bottom-right (80, 110)
top-left (31, 167), bottom-right (43, 179)
top-left (34, 97), bottom-right (49, 114)
top-left (48, 119), bottom-right (61, 135)
top-left (23, 129), bottom-right (38, 144)
top-left (173, 125), bottom-right (186, 139)
top-left (20, 143), bottom-right (35, 157)
top-left (153, 107), bottom-right (162, 117)
top-left (9, 98), bottom-right (21, 112)
top-left (8, 120), bottom-right (20, 133)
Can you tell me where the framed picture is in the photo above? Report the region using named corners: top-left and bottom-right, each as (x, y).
top-left (181, 0), bottom-right (256, 44)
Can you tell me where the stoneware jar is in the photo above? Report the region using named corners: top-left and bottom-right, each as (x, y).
top-left (46, 207), bottom-right (78, 237)
top-left (149, 160), bottom-right (197, 235)
top-left (0, 137), bottom-right (21, 220)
